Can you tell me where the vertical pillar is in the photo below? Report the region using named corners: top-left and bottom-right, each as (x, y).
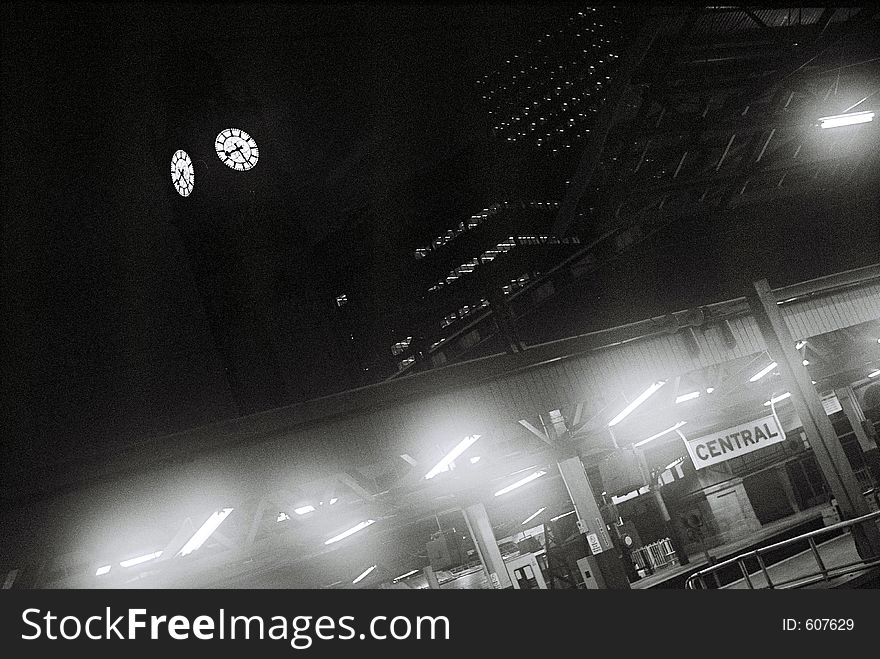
top-left (462, 502), bottom-right (512, 589)
top-left (423, 566), bottom-right (440, 590)
top-left (635, 448), bottom-right (690, 565)
top-left (777, 464), bottom-right (802, 513)
top-left (557, 456), bottom-right (631, 588)
top-left (836, 384), bottom-right (880, 486)
top-left (747, 279), bottom-right (880, 559)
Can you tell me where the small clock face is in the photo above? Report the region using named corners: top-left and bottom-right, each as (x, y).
top-left (171, 150), bottom-right (195, 197)
top-left (215, 128), bottom-right (259, 171)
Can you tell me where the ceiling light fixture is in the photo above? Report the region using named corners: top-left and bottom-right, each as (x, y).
top-left (818, 110), bottom-right (874, 129)
top-left (749, 362), bottom-right (778, 382)
top-left (633, 421), bottom-right (687, 448)
top-left (494, 470), bottom-right (547, 496)
top-left (424, 434), bottom-right (481, 479)
top-left (608, 381), bottom-right (666, 426)
top-left (521, 507), bottom-right (547, 525)
top-left (352, 565), bottom-right (377, 584)
top-left (324, 519), bottom-right (375, 545)
top-left (178, 508), bottom-right (234, 557)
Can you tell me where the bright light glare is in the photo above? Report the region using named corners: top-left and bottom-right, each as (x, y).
top-left (706, 387), bottom-right (715, 394)
top-left (95, 565), bottom-right (111, 576)
top-left (551, 510), bottom-right (575, 522)
top-left (324, 519), bottom-right (375, 545)
top-left (802, 359), bottom-right (810, 366)
top-left (119, 551), bottom-right (162, 568)
top-left (633, 421), bottom-right (687, 447)
top-left (353, 565), bottom-right (377, 584)
top-left (294, 505), bottom-right (316, 515)
top-left (819, 111), bottom-right (874, 129)
top-left (494, 470), bottom-right (547, 496)
top-left (276, 512), bottom-right (290, 522)
top-left (675, 391), bottom-right (700, 404)
top-left (608, 381), bottom-right (666, 426)
top-left (521, 507), bottom-right (546, 525)
top-left (795, 340), bottom-right (807, 350)
top-left (749, 362), bottom-right (777, 382)
top-left (764, 392), bottom-right (792, 406)
top-left (869, 369), bottom-right (880, 378)
top-left (393, 569), bottom-right (419, 582)
top-left (424, 434), bottom-right (481, 479)
top-left (178, 508), bottom-right (234, 556)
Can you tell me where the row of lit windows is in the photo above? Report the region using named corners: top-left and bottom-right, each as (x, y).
top-left (413, 201), bottom-right (559, 260)
top-left (413, 205), bottom-right (504, 259)
top-left (391, 336), bottom-right (413, 356)
top-left (479, 7), bottom-right (626, 151)
top-left (440, 298), bottom-right (490, 329)
top-left (428, 231), bottom-right (572, 292)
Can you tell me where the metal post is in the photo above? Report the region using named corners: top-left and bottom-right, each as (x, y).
top-left (746, 279), bottom-right (880, 560)
top-left (756, 553), bottom-right (774, 589)
top-left (738, 559), bottom-right (755, 589)
top-left (462, 502), bottom-right (512, 589)
top-left (423, 566), bottom-right (441, 590)
top-left (557, 456), bottom-right (632, 588)
top-left (808, 537), bottom-right (830, 583)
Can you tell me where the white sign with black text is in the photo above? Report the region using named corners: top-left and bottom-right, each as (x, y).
top-left (684, 414), bottom-right (785, 470)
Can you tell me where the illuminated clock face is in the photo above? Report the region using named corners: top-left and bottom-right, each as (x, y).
top-left (215, 128), bottom-right (259, 171)
top-left (171, 149), bottom-right (195, 197)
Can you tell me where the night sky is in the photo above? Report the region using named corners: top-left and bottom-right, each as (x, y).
top-left (1, 3), bottom-right (568, 484)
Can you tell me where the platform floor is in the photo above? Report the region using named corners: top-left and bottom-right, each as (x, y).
top-left (632, 507), bottom-right (827, 589)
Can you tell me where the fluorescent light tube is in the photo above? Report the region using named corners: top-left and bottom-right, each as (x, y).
top-left (819, 111), bottom-right (874, 129)
top-left (764, 392), bottom-right (792, 406)
top-left (633, 421), bottom-right (687, 447)
top-left (424, 434), bottom-right (481, 479)
top-left (324, 519), bottom-right (375, 545)
top-left (521, 507), bottom-right (546, 525)
top-left (494, 470), bottom-right (547, 496)
top-left (868, 369), bottom-right (880, 378)
top-left (353, 565), bottom-right (377, 584)
top-left (95, 565), bottom-right (111, 576)
top-left (551, 510), bottom-right (575, 522)
top-left (608, 381), bottom-right (666, 426)
top-left (294, 505), bottom-right (315, 515)
top-left (675, 391), bottom-right (700, 404)
top-left (119, 551), bottom-right (162, 568)
top-left (393, 569), bottom-right (419, 582)
top-left (749, 362), bottom-right (777, 382)
top-left (178, 508), bottom-right (233, 556)
top-left (470, 456), bottom-right (481, 464)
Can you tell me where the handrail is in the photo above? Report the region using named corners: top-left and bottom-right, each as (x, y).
top-left (685, 509), bottom-right (880, 589)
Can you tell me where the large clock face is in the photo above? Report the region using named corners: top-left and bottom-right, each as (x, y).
top-left (215, 128), bottom-right (259, 171)
top-left (171, 149), bottom-right (195, 197)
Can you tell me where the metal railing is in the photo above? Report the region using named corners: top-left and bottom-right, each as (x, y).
top-left (685, 509), bottom-right (880, 589)
top-left (632, 538), bottom-right (678, 573)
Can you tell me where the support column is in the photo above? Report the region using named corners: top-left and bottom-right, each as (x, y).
top-left (777, 463), bottom-right (802, 513)
top-left (836, 384), bottom-right (880, 485)
top-left (635, 448), bottom-right (690, 565)
top-left (423, 566), bottom-right (440, 590)
top-left (462, 502), bottom-right (512, 589)
top-left (557, 456), bottom-right (631, 588)
top-left (747, 279), bottom-right (880, 560)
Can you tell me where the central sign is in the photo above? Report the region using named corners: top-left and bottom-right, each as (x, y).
top-left (684, 414), bottom-right (785, 470)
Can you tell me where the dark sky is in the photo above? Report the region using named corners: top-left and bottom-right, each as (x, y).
top-left (1, 2), bottom-right (568, 480)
